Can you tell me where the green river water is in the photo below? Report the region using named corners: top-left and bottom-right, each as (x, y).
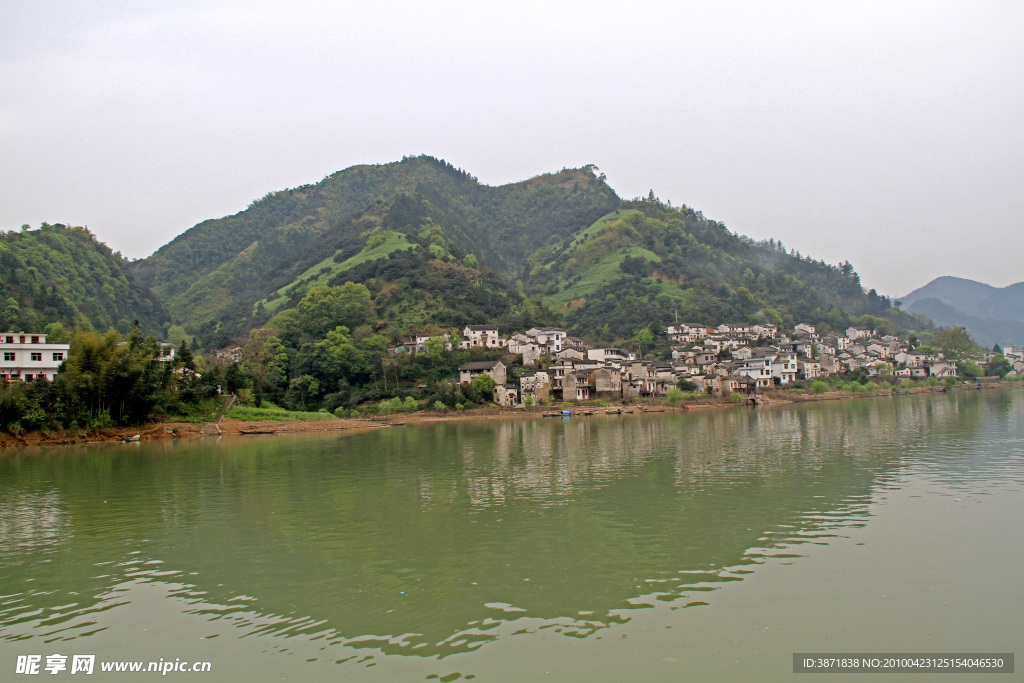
top-left (2, 389), bottom-right (1022, 681)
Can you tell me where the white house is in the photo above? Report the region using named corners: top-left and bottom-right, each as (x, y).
top-left (462, 325), bottom-right (503, 349)
top-left (1, 332), bottom-right (71, 382)
top-left (586, 348), bottom-right (635, 363)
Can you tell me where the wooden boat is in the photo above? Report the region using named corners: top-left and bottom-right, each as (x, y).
top-left (240, 428), bottom-right (278, 434)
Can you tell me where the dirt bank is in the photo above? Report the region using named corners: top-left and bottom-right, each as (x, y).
top-left (2, 383), bottom-right (1014, 449)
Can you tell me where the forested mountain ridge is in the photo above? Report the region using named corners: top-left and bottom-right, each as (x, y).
top-left (0, 223), bottom-right (168, 334)
top-left (7, 157), bottom-right (917, 348)
top-left (522, 199), bottom-right (896, 339)
top-left (126, 155), bottom-right (918, 348)
top-left (132, 156), bottom-right (618, 345)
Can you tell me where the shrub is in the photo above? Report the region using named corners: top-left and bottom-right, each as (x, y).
top-left (433, 400), bottom-right (446, 412)
top-left (403, 396), bottom-right (418, 413)
top-left (665, 387), bottom-right (684, 405)
top-left (455, 403), bottom-right (465, 411)
top-left (729, 392), bottom-right (744, 403)
top-left (810, 380), bottom-right (829, 394)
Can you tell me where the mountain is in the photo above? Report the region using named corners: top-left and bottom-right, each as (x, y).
top-left (125, 156), bottom-right (920, 347)
top-left (900, 276), bottom-right (1024, 347)
top-left (133, 157), bottom-right (618, 345)
top-left (0, 223), bottom-right (169, 334)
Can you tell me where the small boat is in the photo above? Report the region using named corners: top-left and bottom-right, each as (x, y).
top-left (240, 428), bottom-right (277, 434)
top-left (605, 408), bottom-right (622, 414)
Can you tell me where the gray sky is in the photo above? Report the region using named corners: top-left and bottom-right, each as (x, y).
top-left (2, 0), bottom-right (1022, 298)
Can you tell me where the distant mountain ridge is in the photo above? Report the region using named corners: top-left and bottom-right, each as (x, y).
top-left (900, 276), bottom-right (1024, 347)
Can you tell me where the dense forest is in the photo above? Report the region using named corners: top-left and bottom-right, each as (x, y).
top-left (525, 199), bottom-right (905, 339)
top-left (0, 223), bottom-right (168, 334)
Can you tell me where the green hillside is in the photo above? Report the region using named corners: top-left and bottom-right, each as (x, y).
top-left (133, 156), bottom-right (618, 345)
top-left (522, 200), bottom-right (910, 339)
top-left (0, 223), bottom-right (168, 334)
top-left (254, 231), bottom-right (417, 315)
top-left (117, 155), bottom-right (922, 348)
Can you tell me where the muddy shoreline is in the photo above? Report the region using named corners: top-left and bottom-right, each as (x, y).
top-left (1, 384), bottom-right (1012, 449)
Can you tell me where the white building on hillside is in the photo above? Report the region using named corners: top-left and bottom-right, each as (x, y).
top-left (1, 332), bottom-right (71, 381)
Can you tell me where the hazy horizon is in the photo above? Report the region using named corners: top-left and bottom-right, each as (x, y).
top-left (3, 1), bottom-right (1022, 298)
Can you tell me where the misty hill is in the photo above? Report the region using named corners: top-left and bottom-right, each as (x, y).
top-left (900, 276), bottom-right (1024, 347)
top-left (0, 223), bottom-right (169, 334)
top-left (130, 156), bottom-right (917, 347)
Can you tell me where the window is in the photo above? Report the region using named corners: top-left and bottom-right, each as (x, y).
top-left (53, 352), bottom-right (64, 361)
top-left (3, 352), bottom-right (14, 361)
top-left (24, 374), bottom-right (33, 381)
top-left (4, 336), bottom-right (12, 343)
top-left (31, 352), bottom-right (42, 361)
top-left (31, 336), bottom-right (39, 343)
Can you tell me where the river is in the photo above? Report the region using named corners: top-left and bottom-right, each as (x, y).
top-left (2, 389), bottom-right (1022, 681)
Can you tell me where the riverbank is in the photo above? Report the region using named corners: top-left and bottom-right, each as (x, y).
top-left (1, 382), bottom-right (1016, 449)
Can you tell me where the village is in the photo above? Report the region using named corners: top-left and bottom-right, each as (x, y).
top-left (389, 323), bottom-right (1024, 408)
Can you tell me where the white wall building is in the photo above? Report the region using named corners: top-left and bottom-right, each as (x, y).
top-left (1, 332), bottom-right (71, 381)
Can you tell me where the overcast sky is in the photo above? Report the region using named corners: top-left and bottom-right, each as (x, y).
top-left (2, 0), bottom-right (1021, 297)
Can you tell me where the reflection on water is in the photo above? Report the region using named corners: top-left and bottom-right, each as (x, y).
top-left (1, 389), bottom-right (1022, 677)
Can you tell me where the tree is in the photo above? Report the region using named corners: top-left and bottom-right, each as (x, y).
top-left (985, 354), bottom-right (1012, 378)
top-left (175, 339), bottom-right (196, 371)
top-left (224, 362), bottom-right (245, 393)
top-left (959, 360), bottom-right (983, 378)
top-left (472, 373), bottom-right (496, 396)
top-left (761, 308), bottom-right (784, 326)
top-left (296, 283), bottom-right (373, 337)
top-left (637, 326), bottom-right (655, 357)
top-left (241, 329), bottom-right (288, 406)
top-left (930, 326), bottom-right (976, 359)
top-left (166, 325), bottom-right (192, 348)
top-left (665, 387), bottom-right (684, 404)
top-left (288, 374), bottom-right (320, 409)
top-left (43, 322), bottom-right (71, 344)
